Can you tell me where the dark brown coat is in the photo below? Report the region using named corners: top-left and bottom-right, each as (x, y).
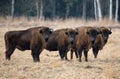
top-left (46, 28), bottom-right (78, 60)
top-left (4, 27), bottom-right (53, 62)
top-left (71, 27), bottom-right (100, 62)
top-left (92, 27), bottom-right (112, 58)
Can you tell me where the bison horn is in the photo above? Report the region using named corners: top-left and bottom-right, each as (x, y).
top-left (50, 28), bottom-right (53, 31)
top-left (108, 27), bottom-right (111, 31)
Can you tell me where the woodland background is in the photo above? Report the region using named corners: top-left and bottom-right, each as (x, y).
top-left (0, 0), bottom-right (120, 22)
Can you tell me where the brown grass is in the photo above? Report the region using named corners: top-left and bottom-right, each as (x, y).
top-left (0, 17), bottom-right (120, 79)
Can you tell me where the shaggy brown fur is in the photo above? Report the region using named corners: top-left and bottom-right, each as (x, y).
top-left (46, 28), bottom-right (78, 60)
top-left (92, 27), bottom-right (112, 58)
top-left (71, 27), bottom-right (100, 62)
top-left (4, 27), bottom-right (53, 62)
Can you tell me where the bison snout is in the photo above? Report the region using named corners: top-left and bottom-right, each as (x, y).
top-left (70, 38), bottom-right (74, 44)
top-left (44, 35), bottom-right (49, 41)
top-left (45, 38), bottom-right (49, 42)
top-left (71, 41), bottom-right (74, 45)
top-left (91, 39), bottom-right (95, 46)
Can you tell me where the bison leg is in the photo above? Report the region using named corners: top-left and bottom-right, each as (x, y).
top-left (70, 49), bottom-right (74, 59)
top-left (75, 50), bottom-right (78, 58)
top-left (78, 49), bottom-right (82, 62)
top-left (84, 49), bottom-right (88, 62)
top-left (59, 50), bottom-right (65, 60)
top-left (70, 49), bottom-right (78, 59)
top-left (5, 46), bottom-right (15, 60)
top-left (64, 52), bottom-right (69, 60)
top-left (31, 47), bottom-right (42, 62)
top-left (92, 47), bottom-right (99, 58)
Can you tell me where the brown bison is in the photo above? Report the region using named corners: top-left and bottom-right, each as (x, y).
top-left (71, 27), bottom-right (101, 62)
top-left (46, 28), bottom-right (78, 60)
top-left (4, 27), bottom-right (53, 62)
top-left (92, 27), bottom-right (112, 58)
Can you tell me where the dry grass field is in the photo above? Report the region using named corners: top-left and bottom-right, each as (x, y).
top-left (0, 17), bottom-right (120, 79)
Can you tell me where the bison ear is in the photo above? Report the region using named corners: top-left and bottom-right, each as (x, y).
top-left (40, 30), bottom-right (43, 34)
top-left (65, 31), bottom-right (69, 35)
top-left (108, 28), bottom-right (112, 34)
top-left (86, 28), bottom-right (90, 35)
top-left (49, 31), bottom-right (52, 34)
top-left (108, 31), bottom-right (112, 34)
top-left (75, 28), bottom-right (78, 35)
top-left (76, 31), bottom-right (78, 35)
top-left (49, 29), bottom-right (53, 34)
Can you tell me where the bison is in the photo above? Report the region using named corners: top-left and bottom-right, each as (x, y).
top-left (92, 27), bottom-right (112, 58)
top-left (46, 28), bottom-right (78, 60)
top-left (4, 27), bottom-right (53, 62)
top-left (70, 27), bottom-right (101, 62)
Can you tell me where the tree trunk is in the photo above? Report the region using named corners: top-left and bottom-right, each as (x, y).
top-left (94, 0), bottom-right (98, 20)
top-left (96, 0), bottom-right (102, 21)
top-left (11, 0), bottom-right (14, 21)
top-left (82, 0), bottom-right (86, 20)
top-left (40, 0), bottom-right (43, 20)
top-left (36, 0), bottom-right (39, 22)
top-left (109, 0), bottom-right (112, 20)
top-left (65, 4), bottom-right (70, 19)
top-left (115, 0), bottom-right (118, 22)
top-left (50, 0), bottom-right (56, 20)
top-left (52, 0), bottom-right (56, 20)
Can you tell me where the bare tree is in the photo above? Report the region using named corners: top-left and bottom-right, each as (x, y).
top-left (11, 0), bottom-right (14, 21)
top-left (82, 0), bottom-right (86, 20)
top-left (109, 0), bottom-right (112, 20)
top-left (115, 0), bottom-right (119, 22)
top-left (49, 0), bottom-right (56, 20)
top-left (96, 0), bottom-right (102, 21)
top-left (36, 0), bottom-right (39, 22)
top-left (65, 3), bottom-right (70, 19)
top-left (39, 0), bottom-right (43, 20)
top-left (94, 0), bottom-right (98, 20)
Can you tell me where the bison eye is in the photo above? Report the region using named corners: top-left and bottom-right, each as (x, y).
top-left (75, 32), bottom-right (78, 35)
top-left (65, 32), bottom-right (69, 35)
top-left (86, 31), bottom-right (90, 35)
top-left (99, 31), bottom-right (102, 34)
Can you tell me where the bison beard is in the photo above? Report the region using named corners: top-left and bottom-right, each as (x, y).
top-left (4, 27), bottom-right (53, 62)
top-left (46, 28), bottom-right (78, 60)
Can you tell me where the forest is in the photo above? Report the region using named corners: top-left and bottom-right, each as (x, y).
top-left (0, 0), bottom-right (120, 21)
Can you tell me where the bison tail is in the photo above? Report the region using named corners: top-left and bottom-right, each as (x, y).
top-left (4, 33), bottom-right (9, 50)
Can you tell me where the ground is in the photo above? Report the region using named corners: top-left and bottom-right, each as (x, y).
top-left (0, 18), bottom-right (120, 79)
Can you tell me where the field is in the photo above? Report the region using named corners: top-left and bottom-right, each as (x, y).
top-left (0, 17), bottom-right (120, 79)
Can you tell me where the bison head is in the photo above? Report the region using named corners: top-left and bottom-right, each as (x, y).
top-left (86, 27), bottom-right (101, 46)
top-left (100, 27), bottom-right (112, 43)
top-left (65, 28), bottom-right (78, 44)
top-left (40, 27), bottom-right (53, 42)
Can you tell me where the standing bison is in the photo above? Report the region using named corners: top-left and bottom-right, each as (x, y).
top-left (4, 27), bottom-right (53, 62)
top-left (71, 27), bottom-right (101, 62)
top-left (46, 28), bottom-right (78, 60)
top-left (92, 27), bottom-right (112, 58)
